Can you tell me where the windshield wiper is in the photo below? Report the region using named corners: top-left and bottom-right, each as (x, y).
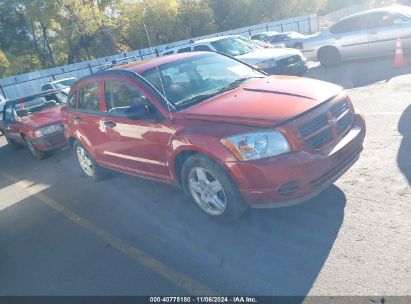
top-left (177, 76), bottom-right (263, 109)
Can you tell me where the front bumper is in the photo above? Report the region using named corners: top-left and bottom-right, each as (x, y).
top-left (31, 131), bottom-right (67, 151)
top-left (225, 113), bottom-right (366, 208)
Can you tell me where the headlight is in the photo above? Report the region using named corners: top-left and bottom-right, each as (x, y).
top-left (221, 130), bottom-right (291, 161)
top-left (255, 59), bottom-right (277, 70)
top-left (34, 124), bottom-right (63, 137)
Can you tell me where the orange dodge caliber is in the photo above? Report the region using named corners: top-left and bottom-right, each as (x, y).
top-left (62, 52), bottom-right (366, 221)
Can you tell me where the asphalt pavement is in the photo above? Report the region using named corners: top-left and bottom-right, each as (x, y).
top-left (0, 56), bottom-right (410, 296)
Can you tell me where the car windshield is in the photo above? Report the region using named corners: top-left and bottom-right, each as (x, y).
top-left (13, 92), bottom-right (67, 117)
top-left (210, 37), bottom-right (259, 56)
top-left (54, 79), bottom-right (76, 89)
top-left (142, 53), bottom-right (264, 110)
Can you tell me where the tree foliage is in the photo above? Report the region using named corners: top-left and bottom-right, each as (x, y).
top-left (0, 0), bottom-right (332, 77)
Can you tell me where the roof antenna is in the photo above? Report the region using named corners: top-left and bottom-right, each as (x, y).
top-left (143, 21), bottom-right (174, 122)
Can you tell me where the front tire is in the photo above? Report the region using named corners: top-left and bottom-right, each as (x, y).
top-left (4, 134), bottom-right (21, 150)
top-left (181, 154), bottom-right (247, 222)
top-left (318, 46), bottom-right (341, 67)
top-left (26, 137), bottom-right (48, 160)
top-left (73, 140), bottom-right (105, 182)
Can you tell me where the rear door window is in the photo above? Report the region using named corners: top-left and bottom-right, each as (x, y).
top-left (177, 47), bottom-right (192, 53)
top-left (68, 92), bottom-right (76, 108)
top-left (193, 45), bottom-right (212, 51)
top-left (366, 12), bottom-right (404, 29)
top-left (78, 82), bottom-right (100, 112)
top-left (330, 16), bottom-right (366, 34)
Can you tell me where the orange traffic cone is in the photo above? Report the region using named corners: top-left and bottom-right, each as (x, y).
top-left (393, 37), bottom-right (405, 68)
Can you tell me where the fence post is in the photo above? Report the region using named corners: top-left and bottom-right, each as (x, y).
top-left (155, 49), bottom-right (159, 57)
top-left (88, 63), bottom-right (93, 73)
top-left (248, 29), bottom-right (251, 36)
top-left (0, 83), bottom-right (6, 98)
top-left (297, 20), bottom-right (300, 32)
top-left (280, 23), bottom-right (284, 32)
top-left (308, 16), bottom-right (312, 33)
top-left (138, 50), bottom-right (143, 60)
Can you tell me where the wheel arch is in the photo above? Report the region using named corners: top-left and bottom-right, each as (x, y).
top-left (316, 45), bottom-right (340, 61)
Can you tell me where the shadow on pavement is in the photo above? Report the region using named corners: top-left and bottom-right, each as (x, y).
top-left (306, 56), bottom-right (411, 89)
top-left (0, 137), bottom-right (346, 295)
top-left (397, 105), bottom-right (411, 185)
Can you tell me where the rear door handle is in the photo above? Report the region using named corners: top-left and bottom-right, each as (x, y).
top-left (103, 121), bottom-right (116, 128)
top-left (74, 116), bottom-right (81, 124)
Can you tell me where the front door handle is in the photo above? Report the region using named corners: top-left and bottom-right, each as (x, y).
top-left (74, 116), bottom-right (81, 124)
top-left (103, 121), bottom-right (116, 128)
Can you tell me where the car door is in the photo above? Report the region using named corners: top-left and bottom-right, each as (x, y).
top-left (330, 15), bottom-right (369, 59)
top-left (366, 12), bottom-right (410, 57)
top-left (2, 104), bottom-right (23, 144)
top-left (98, 76), bottom-right (169, 180)
top-left (71, 79), bottom-right (111, 162)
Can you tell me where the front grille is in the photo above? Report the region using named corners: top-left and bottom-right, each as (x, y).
top-left (305, 127), bottom-right (334, 148)
top-left (278, 55), bottom-right (301, 66)
top-left (298, 99), bottom-right (353, 149)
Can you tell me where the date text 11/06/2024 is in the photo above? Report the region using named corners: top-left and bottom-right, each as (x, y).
top-left (149, 297), bottom-right (258, 303)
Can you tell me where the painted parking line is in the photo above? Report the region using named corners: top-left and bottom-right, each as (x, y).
top-left (0, 170), bottom-right (216, 295)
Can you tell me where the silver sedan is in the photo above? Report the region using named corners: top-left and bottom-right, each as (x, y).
top-left (302, 6), bottom-right (411, 66)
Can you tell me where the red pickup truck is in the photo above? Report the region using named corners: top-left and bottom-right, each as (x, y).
top-left (62, 52), bottom-right (366, 221)
top-left (0, 90), bottom-right (67, 159)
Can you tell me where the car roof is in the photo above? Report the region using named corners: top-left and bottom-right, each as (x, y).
top-left (95, 52), bottom-right (210, 76)
top-left (49, 77), bottom-right (76, 84)
top-left (5, 89), bottom-right (66, 106)
top-left (339, 5), bottom-right (410, 21)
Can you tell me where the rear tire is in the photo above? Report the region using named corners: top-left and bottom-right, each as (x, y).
top-left (318, 46), bottom-right (341, 67)
top-left (26, 137), bottom-right (48, 160)
top-left (181, 154), bottom-right (248, 222)
top-left (73, 140), bottom-right (105, 182)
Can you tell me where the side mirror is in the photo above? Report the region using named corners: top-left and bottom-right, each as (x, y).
top-left (124, 103), bottom-right (153, 120)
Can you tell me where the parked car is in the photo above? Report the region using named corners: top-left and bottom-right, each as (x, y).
top-left (162, 35), bottom-right (307, 76)
top-left (264, 31), bottom-right (307, 49)
top-left (0, 94), bottom-right (5, 135)
top-left (250, 31), bottom-right (279, 41)
top-left (62, 52), bottom-right (366, 221)
top-left (0, 94), bottom-right (6, 119)
top-left (0, 89), bottom-right (67, 159)
top-left (40, 77), bottom-right (76, 94)
top-left (302, 5), bottom-right (411, 66)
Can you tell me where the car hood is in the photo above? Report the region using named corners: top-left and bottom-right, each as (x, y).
top-left (236, 48), bottom-right (302, 63)
top-left (180, 76), bottom-right (342, 127)
top-left (19, 106), bottom-right (63, 129)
